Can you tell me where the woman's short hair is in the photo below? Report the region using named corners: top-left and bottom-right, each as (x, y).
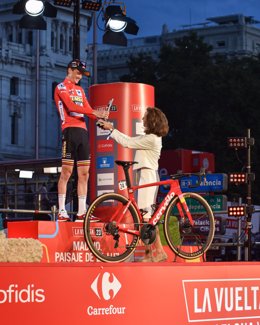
top-left (145, 107), bottom-right (169, 137)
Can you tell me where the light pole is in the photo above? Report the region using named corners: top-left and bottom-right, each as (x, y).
top-left (72, 0), bottom-right (80, 59)
top-left (35, 29), bottom-right (40, 159)
top-left (93, 11), bottom-right (98, 84)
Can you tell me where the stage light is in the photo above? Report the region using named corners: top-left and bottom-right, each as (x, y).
top-left (53, 0), bottom-right (73, 7)
top-left (229, 173), bottom-right (247, 184)
top-left (25, 0), bottom-right (44, 16)
top-left (105, 5), bottom-right (126, 32)
top-left (228, 137), bottom-right (247, 148)
top-left (43, 167), bottom-right (58, 173)
top-left (12, 0), bottom-right (57, 29)
top-left (102, 1), bottom-right (139, 46)
top-left (20, 14), bottom-right (46, 29)
top-left (103, 29), bottom-right (127, 46)
top-left (82, 0), bottom-right (102, 11)
top-left (19, 170), bottom-right (34, 179)
top-left (228, 206), bottom-right (245, 217)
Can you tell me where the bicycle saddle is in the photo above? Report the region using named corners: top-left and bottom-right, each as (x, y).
top-left (115, 160), bottom-right (138, 167)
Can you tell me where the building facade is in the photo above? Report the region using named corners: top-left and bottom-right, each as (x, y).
top-left (0, 0), bottom-right (91, 161)
top-left (0, 6), bottom-right (260, 162)
top-left (87, 14), bottom-right (260, 84)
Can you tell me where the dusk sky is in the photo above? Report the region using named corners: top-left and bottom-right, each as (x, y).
top-left (126, 0), bottom-right (260, 36)
top-left (93, 0), bottom-right (260, 42)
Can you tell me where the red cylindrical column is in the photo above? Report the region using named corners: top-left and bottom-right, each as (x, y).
top-left (88, 82), bottom-right (154, 202)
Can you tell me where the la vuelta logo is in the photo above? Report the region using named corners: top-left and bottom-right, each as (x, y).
top-left (87, 272), bottom-right (126, 316)
top-left (182, 278), bottom-right (260, 323)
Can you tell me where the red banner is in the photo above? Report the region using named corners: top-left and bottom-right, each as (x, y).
top-left (1, 262), bottom-right (260, 324)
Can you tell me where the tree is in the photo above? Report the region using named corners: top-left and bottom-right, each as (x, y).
top-left (121, 33), bottom-right (260, 203)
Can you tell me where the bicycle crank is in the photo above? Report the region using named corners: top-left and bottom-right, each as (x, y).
top-left (105, 222), bottom-right (120, 248)
top-left (140, 224), bottom-right (156, 245)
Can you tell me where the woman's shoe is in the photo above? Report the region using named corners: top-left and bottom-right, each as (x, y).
top-left (153, 252), bottom-right (168, 262)
top-left (141, 256), bottom-right (154, 262)
top-left (141, 245), bottom-right (154, 262)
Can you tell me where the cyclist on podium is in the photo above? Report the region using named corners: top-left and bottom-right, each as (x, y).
top-left (54, 60), bottom-right (108, 222)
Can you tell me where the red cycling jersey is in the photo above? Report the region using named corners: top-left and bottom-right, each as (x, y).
top-left (54, 78), bottom-right (96, 131)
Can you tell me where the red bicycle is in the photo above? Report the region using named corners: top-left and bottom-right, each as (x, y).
top-left (84, 160), bottom-right (215, 262)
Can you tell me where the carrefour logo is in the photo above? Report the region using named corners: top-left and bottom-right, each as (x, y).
top-left (87, 272), bottom-right (126, 316)
top-left (91, 272), bottom-right (121, 300)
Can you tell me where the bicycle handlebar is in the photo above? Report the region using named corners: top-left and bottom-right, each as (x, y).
top-left (170, 169), bottom-right (206, 188)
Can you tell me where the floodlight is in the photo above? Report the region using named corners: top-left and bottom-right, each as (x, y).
top-left (20, 14), bottom-right (46, 29)
top-left (19, 170), bottom-right (34, 179)
top-left (228, 206), bottom-right (245, 217)
top-left (12, 0), bottom-right (57, 29)
top-left (107, 17), bottom-right (127, 32)
top-left (102, 2), bottom-right (139, 46)
top-left (228, 137), bottom-right (247, 148)
top-left (105, 5), bottom-right (126, 32)
top-left (25, 0), bottom-right (44, 16)
top-left (53, 0), bottom-right (73, 7)
top-left (82, 0), bottom-right (102, 11)
top-left (43, 167), bottom-right (58, 173)
top-left (103, 29), bottom-right (127, 46)
top-left (229, 173), bottom-right (247, 184)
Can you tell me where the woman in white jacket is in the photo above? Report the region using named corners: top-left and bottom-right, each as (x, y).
top-left (99, 107), bottom-right (169, 262)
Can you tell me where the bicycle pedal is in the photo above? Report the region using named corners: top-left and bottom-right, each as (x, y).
top-left (140, 209), bottom-right (148, 216)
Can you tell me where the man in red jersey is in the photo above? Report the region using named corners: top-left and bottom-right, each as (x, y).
top-left (54, 59), bottom-right (108, 222)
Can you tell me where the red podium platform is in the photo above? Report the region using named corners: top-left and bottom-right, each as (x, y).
top-left (7, 221), bottom-right (200, 263)
top-left (1, 262), bottom-right (260, 325)
top-left (3, 221), bottom-right (260, 324)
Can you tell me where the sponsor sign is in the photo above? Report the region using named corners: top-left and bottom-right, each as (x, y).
top-left (182, 195), bottom-right (227, 213)
top-left (97, 189), bottom-right (114, 196)
top-left (97, 140), bottom-right (114, 152)
top-left (160, 174), bottom-right (228, 193)
top-left (1, 261), bottom-right (260, 324)
top-left (136, 121), bottom-right (144, 135)
top-left (183, 278), bottom-right (260, 323)
top-left (97, 156), bottom-right (114, 169)
top-left (97, 127), bottom-right (111, 137)
top-left (97, 173), bottom-right (114, 186)
top-left (180, 174), bottom-right (228, 193)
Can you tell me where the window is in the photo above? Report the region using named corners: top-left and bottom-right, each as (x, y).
top-left (18, 31), bottom-right (22, 44)
top-left (52, 82), bottom-right (58, 100)
top-left (10, 77), bottom-right (19, 96)
top-left (69, 36), bottom-right (72, 52)
top-left (51, 31), bottom-right (55, 48)
top-left (60, 34), bottom-right (64, 50)
top-left (11, 111), bottom-right (19, 145)
top-left (28, 31), bottom-right (33, 46)
top-left (217, 40), bottom-right (226, 48)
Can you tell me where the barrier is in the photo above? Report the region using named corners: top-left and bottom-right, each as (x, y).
top-left (1, 261), bottom-right (260, 324)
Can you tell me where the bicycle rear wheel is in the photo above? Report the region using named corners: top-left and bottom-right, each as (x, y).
top-left (164, 192), bottom-right (215, 259)
top-left (84, 193), bottom-right (140, 263)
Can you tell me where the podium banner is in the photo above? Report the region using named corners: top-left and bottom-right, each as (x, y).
top-left (1, 262), bottom-right (260, 324)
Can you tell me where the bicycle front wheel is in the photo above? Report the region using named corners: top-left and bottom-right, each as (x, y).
top-left (84, 193), bottom-right (140, 263)
top-left (164, 192), bottom-right (215, 259)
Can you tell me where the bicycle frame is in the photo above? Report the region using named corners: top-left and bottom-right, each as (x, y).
top-left (115, 178), bottom-right (194, 235)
